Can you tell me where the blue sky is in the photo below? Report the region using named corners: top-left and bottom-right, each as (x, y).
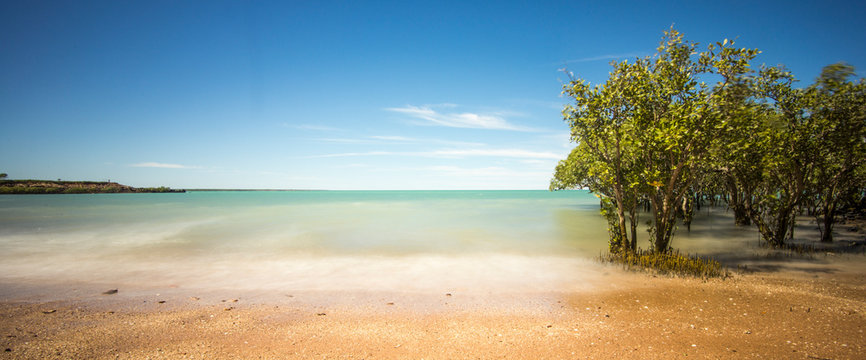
top-left (2, 0), bottom-right (864, 189)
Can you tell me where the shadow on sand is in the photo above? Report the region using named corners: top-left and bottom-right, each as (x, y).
top-left (703, 238), bottom-right (865, 275)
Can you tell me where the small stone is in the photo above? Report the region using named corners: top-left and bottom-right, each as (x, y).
top-left (224, 307), bottom-right (234, 311)
top-left (4, 348), bottom-right (11, 352)
top-left (317, 313), bottom-right (326, 316)
top-left (42, 310), bottom-right (56, 314)
top-left (102, 289), bottom-right (118, 295)
top-left (158, 301), bottom-right (166, 304)
top-left (189, 297), bottom-right (200, 301)
top-left (445, 293), bottom-right (452, 297)
top-left (386, 302), bottom-right (394, 306)
top-left (744, 330), bottom-right (752, 334)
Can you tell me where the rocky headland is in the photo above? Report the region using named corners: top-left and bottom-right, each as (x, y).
top-left (0, 180), bottom-right (184, 194)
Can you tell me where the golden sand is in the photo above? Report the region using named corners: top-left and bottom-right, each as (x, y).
top-left (2, 254), bottom-right (864, 359)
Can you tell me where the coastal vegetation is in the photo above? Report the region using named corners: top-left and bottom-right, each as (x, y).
top-left (0, 179), bottom-right (184, 194)
top-left (552, 29), bottom-right (866, 275)
top-left (598, 249), bottom-right (727, 279)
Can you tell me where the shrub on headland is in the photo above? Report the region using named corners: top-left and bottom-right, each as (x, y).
top-left (136, 186), bottom-right (178, 193)
top-left (0, 186), bottom-right (48, 194)
top-left (63, 187), bottom-right (91, 194)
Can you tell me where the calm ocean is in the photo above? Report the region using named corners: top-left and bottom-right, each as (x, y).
top-left (0, 190), bottom-right (623, 295)
top-left (0, 190), bottom-right (758, 297)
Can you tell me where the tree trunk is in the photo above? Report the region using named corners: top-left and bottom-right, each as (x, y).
top-left (652, 196), bottom-right (674, 253)
top-left (726, 176), bottom-right (751, 225)
top-left (628, 205), bottom-right (638, 252)
top-left (821, 201), bottom-right (836, 243)
top-left (768, 207), bottom-right (792, 248)
top-left (681, 195), bottom-right (693, 232)
top-left (733, 203), bottom-right (751, 226)
top-left (614, 193), bottom-right (629, 253)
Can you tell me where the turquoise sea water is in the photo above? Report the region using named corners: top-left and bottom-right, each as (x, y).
top-left (0, 190), bottom-right (618, 294)
top-left (0, 190), bottom-right (764, 296)
top-left (0, 190), bottom-right (606, 256)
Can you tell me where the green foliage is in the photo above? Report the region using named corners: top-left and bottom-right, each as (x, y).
top-left (740, 63), bottom-right (866, 247)
top-left (707, 55), bottom-right (766, 226)
top-left (62, 187), bottom-right (91, 194)
top-left (726, 66), bottom-right (810, 248)
top-left (0, 186), bottom-right (47, 194)
top-left (555, 28), bottom-right (761, 254)
top-left (136, 186), bottom-right (179, 193)
top-left (805, 63), bottom-right (866, 242)
top-left (555, 28), bottom-right (866, 259)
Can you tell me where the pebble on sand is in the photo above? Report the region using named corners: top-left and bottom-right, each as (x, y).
top-left (102, 289), bottom-right (118, 295)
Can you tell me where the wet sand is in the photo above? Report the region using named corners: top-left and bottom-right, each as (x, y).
top-left (1, 254), bottom-right (864, 359)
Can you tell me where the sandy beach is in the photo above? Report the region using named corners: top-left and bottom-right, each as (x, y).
top-left (2, 193), bottom-right (864, 359)
top-left (4, 0), bottom-right (864, 357)
top-left (2, 253), bottom-right (864, 360)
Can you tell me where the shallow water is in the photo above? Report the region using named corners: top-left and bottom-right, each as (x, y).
top-left (0, 191), bottom-right (763, 296)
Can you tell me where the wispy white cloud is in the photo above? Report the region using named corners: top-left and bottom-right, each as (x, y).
top-left (316, 136), bottom-right (419, 145)
top-left (283, 123), bottom-right (344, 132)
top-left (317, 135), bottom-right (485, 147)
top-left (368, 135), bottom-right (418, 142)
top-left (344, 163), bottom-right (369, 168)
top-left (308, 148), bottom-right (562, 160)
top-left (563, 52), bottom-right (647, 64)
top-left (426, 149), bottom-right (562, 159)
top-left (130, 162), bottom-right (200, 169)
top-left (316, 138), bottom-right (381, 144)
top-left (385, 105), bottom-right (532, 131)
top-left (517, 159), bottom-right (552, 166)
top-left (535, 131), bottom-right (574, 149)
top-left (422, 165), bottom-right (550, 179)
top-left (309, 151), bottom-right (395, 158)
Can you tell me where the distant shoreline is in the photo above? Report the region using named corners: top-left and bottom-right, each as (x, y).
top-left (0, 180), bottom-right (184, 194)
top-left (185, 189), bottom-right (323, 192)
